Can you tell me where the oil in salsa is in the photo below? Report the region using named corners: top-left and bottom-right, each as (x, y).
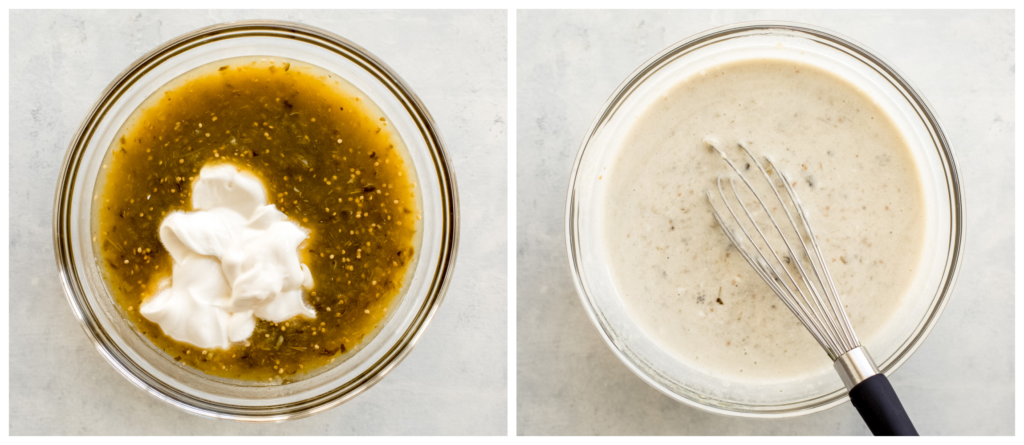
top-left (95, 57), bottom-right (420, 383)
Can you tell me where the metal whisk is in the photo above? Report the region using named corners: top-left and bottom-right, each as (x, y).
top-left (704, 140), bottom-right (918, 436)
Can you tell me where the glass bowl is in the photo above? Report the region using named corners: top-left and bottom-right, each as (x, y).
top-left (53, 20), bottom-right (459, 421)
top-left (565, 21), bottom-right (964, 418)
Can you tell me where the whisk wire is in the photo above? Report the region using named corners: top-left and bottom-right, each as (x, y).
top-left (774, 167), bottom-right (860, 351)
top-left (709, 182), bottom-right (836, 352)
top-left (718, 176), bottom-right (840, 355)
top-left (706, 141), bottom-right (860, 359)
top-left (717, 168), bottom-right (843, 356)
top-left (738, 144), bottom-right (855, 356)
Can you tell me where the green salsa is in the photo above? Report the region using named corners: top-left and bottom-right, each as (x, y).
top-left (95, 57), bottom-right (419, 383)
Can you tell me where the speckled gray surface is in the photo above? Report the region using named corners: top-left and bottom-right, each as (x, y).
top-left (516, 10), bottom-right (1013, 435)
top-left (10, 10), bottom-right (507, 435)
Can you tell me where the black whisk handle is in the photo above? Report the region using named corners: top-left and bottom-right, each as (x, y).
top-left (848, 373), bottom-right (918, 436)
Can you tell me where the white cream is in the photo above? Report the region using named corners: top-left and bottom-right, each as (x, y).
top-left (140, 164), bottom-right (315, 349)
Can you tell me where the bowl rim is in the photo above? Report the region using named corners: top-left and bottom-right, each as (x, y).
top-left (52, 19), bottom-right (460, 421)
top-left (564, 20), bottom-right (965, 418)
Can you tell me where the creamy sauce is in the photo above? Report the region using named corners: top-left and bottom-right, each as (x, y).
top-left (602, 58), bottom-right (926, 381)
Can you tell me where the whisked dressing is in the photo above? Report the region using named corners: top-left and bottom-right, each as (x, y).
top-left (601, 58), bottom-right (926, 381)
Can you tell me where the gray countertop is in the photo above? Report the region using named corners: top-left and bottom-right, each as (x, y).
top-left (10, 10), bottom-right (507, 435)
top-left (516, 10), bottom-right (1014, 435)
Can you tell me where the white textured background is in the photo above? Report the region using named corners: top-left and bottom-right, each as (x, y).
top-left (10, 10), bottom-right (507, 435)
top-left (517, 10), bottom-right (1013, 435)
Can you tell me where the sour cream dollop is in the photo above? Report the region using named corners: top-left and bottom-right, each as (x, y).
top-left (140, 164), bottom-right (315, 349)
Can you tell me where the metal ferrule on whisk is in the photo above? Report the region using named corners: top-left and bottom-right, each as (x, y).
top-left (835, 346), bottom-right (880, 391)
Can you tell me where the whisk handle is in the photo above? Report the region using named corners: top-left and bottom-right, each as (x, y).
top-left (849, 373), bottom-right (918, 436)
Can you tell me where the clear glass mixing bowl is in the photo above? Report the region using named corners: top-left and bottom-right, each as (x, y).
top-left (53, 20), bottom-right (459, 421)
top-left (565, 21), bottom-right (964, 417)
